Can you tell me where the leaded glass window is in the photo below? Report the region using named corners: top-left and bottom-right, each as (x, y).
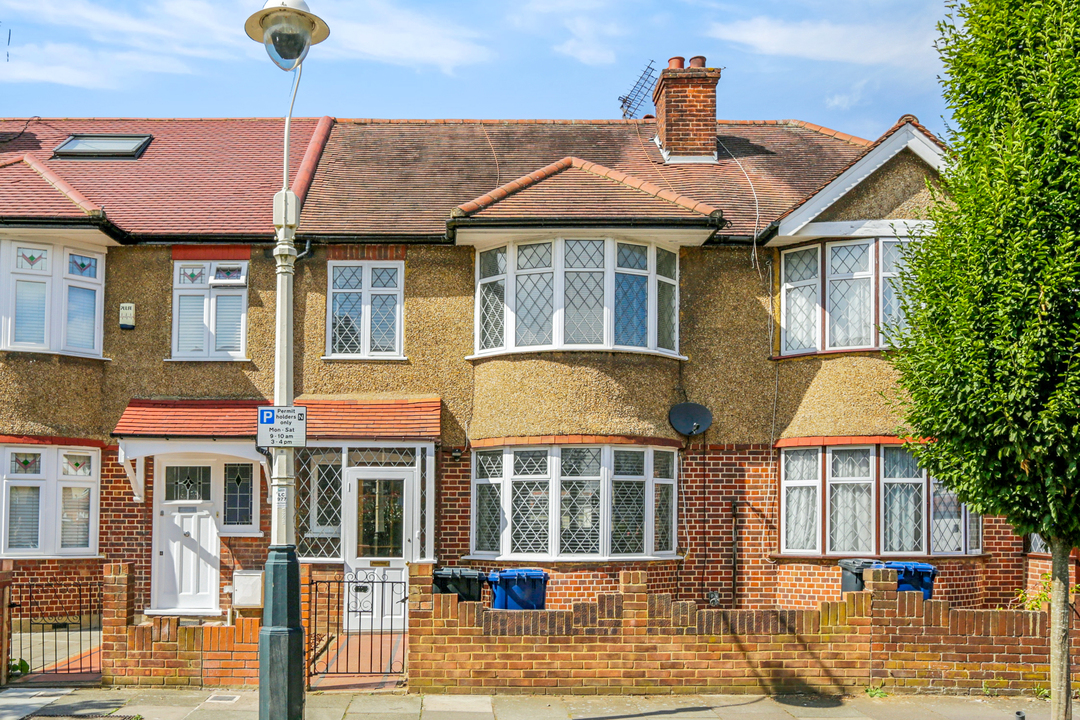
top-left (654, 483), bottom-right (675, 553)
top-left (11, 453), bottom-right (41, 475)
top-left (474, 239), bottom-right (679, 355)
top-left (16, 247), bottom-right (48, 271)
top-left (224, 464), bottom-right (253, 526)
top-left (931, 481), bottom-right (964, 553)
top-left (512, 480), bottom-right (549, 554)
top-left (296, 449), bottom-right (342, 558)
top-left (827, 447), bottom-right (873, 554)
top-left (328, 263), bottom-right (403, 357)
top-left (68, 254), bottom-right (97, 279)
top-left (880, 240), bottom-right (906, 337)
top-left (62, 453), bottom-right (91, 476)
top-left (782, 448), bottom-right (819, 552)
top-left (782, 247), bottom-right (819, 354)
top-left (827, 242), bottom-right (873, 348)
top-left (882, 447), bottom-right (924, 553)
top-left (475, 484), bottom-right (502, 553)
top-left (165, 466), bottom-right (211, 502)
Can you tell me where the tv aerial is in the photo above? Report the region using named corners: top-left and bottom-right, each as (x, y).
top-left (618, 60), bottom-right (657, 119)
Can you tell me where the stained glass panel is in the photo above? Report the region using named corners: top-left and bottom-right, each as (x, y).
top-left (611, 481), bottom-right (645, 554)
top-left (165, 466), bottom-right (211, 502)
top-left (224, 464), bottom-right (253, 526)
top-left (177, 264), bottom-right (207, 285)
top-left (213, 265), bottom-right (244, 282)
top-left (16, 247), bottom-right (47, 272)
top-left (11, 452), bottom-right (41, 475)
top-left (560, 479), bottom-right (600, 553)
top-left (62, 453), bottom-right (92, 476)
top-left (68, 254), bottom-right (97, 279)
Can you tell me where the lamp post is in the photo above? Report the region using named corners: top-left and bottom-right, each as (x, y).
top-left (244, 3), bottom-right (329, 719)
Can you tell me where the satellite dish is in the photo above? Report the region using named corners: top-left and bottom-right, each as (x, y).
top-left (669, 402), bottom-right (712, 437)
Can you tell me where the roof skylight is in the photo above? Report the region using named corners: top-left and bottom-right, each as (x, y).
top-left (53, 134), bottom-right (152, 159)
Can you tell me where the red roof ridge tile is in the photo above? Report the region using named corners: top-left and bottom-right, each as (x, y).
top-left (0, 117), bottom-right (326, 123)
top-left (19, 154), bottom-right (103, 217)
top-left (452, 156), bottom-right (722, 219)
top-left (771, 119), bottom-right (873, 147)
top-left (292, 116), bottom-right (335, 204)
top-left (335, 118), bottom-right (654, 125)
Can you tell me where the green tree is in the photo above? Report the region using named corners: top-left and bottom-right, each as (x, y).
top-left (889, 2), bottom-right (1080, 718)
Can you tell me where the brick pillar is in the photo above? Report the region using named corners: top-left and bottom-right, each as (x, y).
top-left (102, 562), bottom-right (134, 685)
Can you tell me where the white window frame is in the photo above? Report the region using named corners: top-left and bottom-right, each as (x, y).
top-left (472, 238), bottom-right (681, 359)
top-left (220, 461), bottom-right (260, 535)
top-left (324, 261), bottom-right (406, 360)
top-left (170, 261), bottom-right (249, 361)
top-left (1, 445), bottom-right (100, 558)
top-left (468, 445), bottom-right (679, 561)
top-left (879, 446), bottom-right (928, 556)
top-left (825, 445), bottom-right (876, 556)
top-left (824, 239), bottom-right (875, 351)
top-left (930, 479), bottom-right (982, 556)
top-left (0, 240), bottom-right (106, 358)
top-left (779, 448), bottom-right (821, 554)
top-left (779, 237), bottom-right (917, 357)
top-left (780, 246), bottom-right (821, 355)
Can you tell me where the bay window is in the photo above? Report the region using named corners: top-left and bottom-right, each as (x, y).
top-left (325, 262), bottom-right (405, 359)
top-left (471, 445), bottom-right (678, 559)
top-left (1, 241), bottom-right (105, 357)
top-left (475, 239), bottom-right (680, 357)
top-left (171, 261), bottom-right (248, 360)
top-left (2, 446), bottom-right (99, 557)
top-left (780, 444), bottom-right (981, 556)
top-left (780, 237), bottom-right (907, 355)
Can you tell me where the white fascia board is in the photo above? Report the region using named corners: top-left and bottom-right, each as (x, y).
top-left (0, 227), bottom-right (117, 247)
top-left (775, 125), bottom-right (945, 240)
top-left (455, 226), bottom-right (713, 249)
top-left (769, 220), bottom-right (935, 246)
top-left (117, 438), bottom-right (270, 500)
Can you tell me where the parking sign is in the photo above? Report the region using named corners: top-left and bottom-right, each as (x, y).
top-left (257, 406), bottom-right (307, 447)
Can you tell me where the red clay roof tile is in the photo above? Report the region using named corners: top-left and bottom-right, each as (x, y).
top-left (113, 397), bottom-right (441, 440)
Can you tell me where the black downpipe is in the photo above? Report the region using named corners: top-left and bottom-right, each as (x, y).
top-left (731, 500), bottom-right (739, 608)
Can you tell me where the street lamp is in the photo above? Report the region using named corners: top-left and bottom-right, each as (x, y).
top-left (244, 3), bottom-right (328, 720)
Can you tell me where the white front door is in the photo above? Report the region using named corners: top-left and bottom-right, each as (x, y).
top-left (154, 464), bottom-right (219, 613)
top-left (343, 467), bottom-right (412, 631)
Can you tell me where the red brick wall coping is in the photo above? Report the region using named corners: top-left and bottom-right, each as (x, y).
top-left (328, 244), bottom-right (407, 261)
top-left (171, 245), bottom-right (251, 261)
top-left (471, 435), bottom-right (683, 449)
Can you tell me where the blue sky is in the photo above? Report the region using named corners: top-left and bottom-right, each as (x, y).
top-left (0, 0), bottom-right (949, 143)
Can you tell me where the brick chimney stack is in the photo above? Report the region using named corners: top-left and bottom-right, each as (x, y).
top-left (652, 55), bottom-right (722, 163)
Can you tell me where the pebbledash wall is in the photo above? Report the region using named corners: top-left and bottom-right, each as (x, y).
top-left (407, 564), bottom-right (1080, 696)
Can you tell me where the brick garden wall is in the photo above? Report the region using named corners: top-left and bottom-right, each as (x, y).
top-left (408, 564), bottom-right (1079, 696)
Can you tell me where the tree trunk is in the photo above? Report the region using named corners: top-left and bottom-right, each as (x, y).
top-left (1050, 536), bottom-right (1073, 720)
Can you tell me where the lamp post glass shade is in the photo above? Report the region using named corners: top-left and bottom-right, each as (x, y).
top-left (245, 0), bottom-right (330, 71)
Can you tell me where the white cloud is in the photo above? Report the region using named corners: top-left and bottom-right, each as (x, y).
top-left (826, 78), bottom-right (870, 110)
top-left (507, 0), bottom-right (624, 66)
top-left (553, 17), bottom-right (622, 65)
top-left (706, 16), bottom-right (938, 74)
top-left (318, 1), bottom-right (491, 74)
top-left (3, 42), bottom-right (191, 89)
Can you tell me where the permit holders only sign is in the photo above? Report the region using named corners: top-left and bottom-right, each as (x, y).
top-left (257, 406), bottom-right (307, 447)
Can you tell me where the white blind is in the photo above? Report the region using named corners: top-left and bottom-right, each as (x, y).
top-left (60, 486), bottom-right (91, 548)
top-left (176, 294), bottom-right (206, 353)
top-left (214, 294), bottom-right (243, 352)
top-left (66, 285), bottom-right (97, 350)
top-left (8, 486), bottom-right (40, 549)
top-left (14, 280), bottom-right (47, 345)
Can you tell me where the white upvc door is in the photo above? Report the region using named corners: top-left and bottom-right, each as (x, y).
top-left (343, 467), bottom-right (413, 631)
top-left (152, 463), bottom-right (219, 613)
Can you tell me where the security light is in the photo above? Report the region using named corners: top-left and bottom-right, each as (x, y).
top-left (244, 0), bottom-right (329, 72)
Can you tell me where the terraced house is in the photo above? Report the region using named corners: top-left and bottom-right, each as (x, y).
top-left (0, 57), bottom-right (1045, 685)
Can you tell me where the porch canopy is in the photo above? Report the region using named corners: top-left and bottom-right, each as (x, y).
top-left (112, 395), bottom-right (442, 501)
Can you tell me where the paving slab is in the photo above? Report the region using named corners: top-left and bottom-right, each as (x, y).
top-left (0, 688), bottom-right (73, 720)
top-left (182, 710), bottom-right (258, 720)
top-left (23, 693), bottom-right (127, 717)
top-left (121, 690), bottom-right (211, 707)
top-left (344, 714), bottom-right (419, 720)
top-left (306, 693), bottom-right (355, 710)
top-left (563, 695), bottom-right (652, 719)
top-left (701, 695), bottom-right (800, 718)
top-left (422, 713), bottom-right (496, 720)
top-left (303, 706), bottom-right (348, 720)
top-left (347, 694), bottom-right (423, 714)
top-left (423, 695), bottom-right (494, 713)
top-left (771, 694), bottom-right (868, 718)
top-left (492, 696), bottom-right (570, 719)
top-left (107, 705), bottom-right (193, 720)
top-left (630, 695), bottom-right (727, 718)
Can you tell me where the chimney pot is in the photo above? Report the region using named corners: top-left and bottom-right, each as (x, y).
top-left (688, 55), bottom-right (706, 68)
top-left (668, 56), bottom-right (685, 69)
top-left (651, 57), bottom-right (722, 161)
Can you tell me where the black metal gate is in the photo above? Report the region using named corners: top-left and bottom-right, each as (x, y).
top-left (8, 581), bottom-right (103, 677)
top-left (307, 572), bottom-right (407, 676)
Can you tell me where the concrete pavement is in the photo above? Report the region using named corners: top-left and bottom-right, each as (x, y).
top-left (0, 687), bottom-right (1054, 719)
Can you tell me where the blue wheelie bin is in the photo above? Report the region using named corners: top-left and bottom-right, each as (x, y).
top-left (882, 561), bottom-right (938, 600)
top-left (487, 568), bottom-right (549, 609)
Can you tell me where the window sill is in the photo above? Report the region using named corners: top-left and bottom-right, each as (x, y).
top-left (143, 608), bottom-right (223, 617)
top-left (770, 348), bottom-right (885, 361)
top-left (461, 554), bottom-right (683, 563)
top-left (0, 349), bottom-right (110, 362)
top-left (0, 553), bottom-right (102, 560)
top-left (770, 552), bottom-right (992, 562)
top-left (467, 347), bottom-right (687, 362)
top-left (164, 357), bottom-right (253, 363)
top-left (321, 355), bottom-right (408, 363)
top-left (220, 531), bottom-right (264, 538)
